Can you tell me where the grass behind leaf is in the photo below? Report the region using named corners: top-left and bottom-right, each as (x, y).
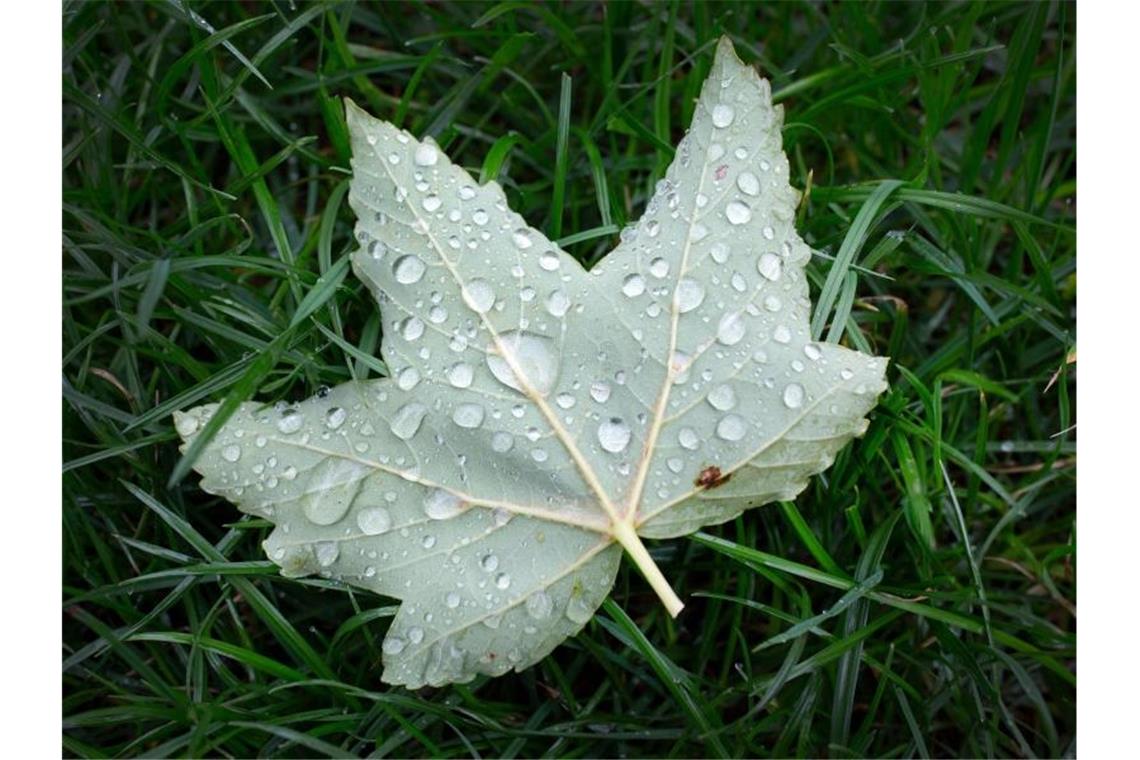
top-left (63, 2), bottom-right (1075, 757)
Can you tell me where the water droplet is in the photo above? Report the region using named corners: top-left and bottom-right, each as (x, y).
top-left (716, 414), bottom-right (748, 441)
top-left (512, 229), bottom-right (533, 249)
top-left (764, 295), bottom-right (782, 312)
top-left (667, 457), bottom-right (684, 474)
top-left (472, 208), bottom-right (489, 225)
top-left (424, 488), bottom-right (465, 520)
top-left (710, 242), bottom-right (730, 264)
top-left (841, 368), bottom-right (855, 380)
top-left (712, 103), bottom-right (735, 128)
top-left (526, 591), bottom-right (553, 620)
top-left (414, 143), bottom-right (438, 166)
top-left (276, 409), bottom-right (303, 434)
top-left (725, 200), bottom-right (752, 225)
top-left (762, 226), bottom-right (775, 240)
top-left (452, 402), bottom-right (485, 429)
top-left (804, 344), bottom-right (822, 361)
top-left (773, 325), bottom-right (792, 344)
top-left (737, 171), bottom-right (760, 196)
top-left (301, 459), bottom-right (368, 525)
top-left (397, 367), bottom-right (421, 390)
top-left (597, 418), bottom-right (632, 453)
top-left (218, 444), bottom-right (240, 463)
top-left (447, 363), bottom-right (474, 388)
top-left (678, 427), bottom-right (700, 450)
top-left (691, 223), bottom-right (709, 241)
top-left (326, 406), bottom-right (347, 429)
top-left (445, 591), bottom-right (461, 608)
top-left (556, 392), bottom-right (576, 409)
top-left (649, 258), bottom-right (670, 278)
top-left (393, 255), bottom-right (426, 284)
top-left (462, 279), bottom-right (495, 313)
top-left (315, 541), bottom-right (339, 567)
top-left (757, 253), bottom-right (782, 281)
top-left (429, 305), bottom-right (448, 323)
top-left (458, 185), bottom-right (476, 200)
top-left (622, 273), bottom-right (646, 297)
top-left (387, 152), bottom-right (400, 165)
top-left (646, 220), bottom-right (661, 237)
top-left (590, 381), bottom-right (612, 404)
top-left (539, 250), bottom-right (560, 271)
top-left (390, 402), bottom-right (427, 440)
top-left (357, 506), bottom-right (392, 535)
top-left (495, 572), bottom-right (512, 590)
top-left (707, 384), bottom-right (737, 411)
top-left (491, 431), bottom-right (514, 453)
top-left (675, 279), bottom-right (705, 313)
top-left (716, 313), bottom-right (746, 345)
top-left (486, 330), bottom-right (559, 396)
top-left (383, 636), bottom-right (406, 655)
top-left (174, 413), bottom-right (199, 437)
top-left (783, 383), bottom-right (805, 409)
top-left (566, 591), bottom-right (593, 624)
top-left (421, 194), bottom-right (441, 212)
top-left (407, 626), bottom-right (425, 644)
top-left (546, 289), bottom-right (570, 317)
top-left (399, 316), bottom-right (425, 341)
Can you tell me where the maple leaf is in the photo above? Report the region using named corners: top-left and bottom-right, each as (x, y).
top-left (175, 37), bottom-right (888, 688)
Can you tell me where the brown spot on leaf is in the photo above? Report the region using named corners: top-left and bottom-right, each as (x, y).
top-left (695, 465), bottom-right (730, 489)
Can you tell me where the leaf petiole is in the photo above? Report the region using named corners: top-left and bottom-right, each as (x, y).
top-left (612, 520), bottom-right (684, 617)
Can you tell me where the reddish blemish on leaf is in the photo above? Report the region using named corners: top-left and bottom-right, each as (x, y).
top-left (695, 465), bottom-right (731, 489)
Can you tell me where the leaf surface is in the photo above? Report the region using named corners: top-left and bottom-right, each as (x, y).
top-left (175, 37), bottom-right (888, 688)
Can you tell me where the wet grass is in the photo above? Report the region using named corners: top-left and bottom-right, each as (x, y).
top-left (63, 2), bottom-right (1075, 757)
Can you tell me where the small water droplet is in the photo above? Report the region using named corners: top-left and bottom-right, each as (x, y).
top-left (649, 258), bottom-right (670, 278)
top-left (545, 289), bottom-right (570, 317)
top-left (397, 366), bottom-right (421, 390)
top-left (472, 208), bottom-right (489, 225)
top-left (710, 242), bottom-right (730, 264)
top-left (447, 363), bottom-right (474, 388)
top-left (495, 572), bottom-right (512, 590)
top-left (556, 392), bottom-right (576, 409)
top-left (221, 444), bottom-right (241, 462)
top-left (566, 591), bottom-right (593, 624)
top-left (762, 226), bottom-right (775, 240)
top-left (446, 591), bottom-right (461, 608)
top-left (421, 194), bottom-right (441, 213)
top-left (481, 553), bottom-right (500, 572)
top-left (804, 344), bottom-right (822, 361)
top-left (539, 250), bottom-right (560, 270)
top-left (486, 330), bottom-right (559, 396)
top-left (773, 325), bottom-right (792, 344)
top-left (458, 185), bottom-right (476, 200)
top-left (315, 541), bottom-right (339, 567)
top-left (678, 427), bottom-right (700, 450)
top-left (325, 406), bottom-right (347, 429)
top-left (491, 431), bottom-right (514, 453)
top-left (383, 636), bottom-right (406, 655)
top-left (764, 295), bottom-right (782, 312)
top-left (399, 316), bottom-right (425, 341)
top-left (590, 381), bottom-right (612, 404)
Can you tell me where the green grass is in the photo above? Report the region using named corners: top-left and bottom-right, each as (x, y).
top-left (63, 1), bottom-right (1075, 757)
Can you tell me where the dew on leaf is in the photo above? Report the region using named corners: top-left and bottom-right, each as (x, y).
top-left (390, 402), bottom-right (427, 440)
top-left (392, 254), bottom-right (426, 284)
top-left (424, 488), bottom-right (465, 520)
top-left (357, 506), bottom-right (392, 536)
top-left (597, 418), bottom-right (632, 453)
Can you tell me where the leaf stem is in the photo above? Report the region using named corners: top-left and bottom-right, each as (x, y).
top-left (611, 520), bottom-right (685, 617)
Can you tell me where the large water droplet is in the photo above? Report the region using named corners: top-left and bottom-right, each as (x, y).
top-left (393, 255), bottom-right (426, 284)
top-left (773, 325), bottom-right (792, 344)
top-left (707, 384), bottom-right (737, 411)
top-left (414, 143), bottom-right (439, 167)
top-left (277, 409), bottom-right (303, 434)
top-left (447, 363), bottom-right (474, 388)
top-left (452, 402), bottom-right (485, 429)
top-left (424, 488), bottom-right (465, 520)
top-left (622, 273), bottom-right (646, 298)
top-left (512, 229), bottom-right (533, 249)
top-left (221, 444), bottom-right (241, 462)
top-left (526, 591), bottom-right (553, 620)
top-left (357, 506), bottom-right (392, 536)
top-left (716, 313), bottom-right (746, 346)
top-left (649, 258), bottom-right (670, 278)
top-left (539, 250), bottom-right (561, 271)
top-left (390, 402), bottom-right (427, 440)
top-left (757, 253), bottom-right (782, 281)
top-left (675, 279), bottom-right (705, 313)
top-left (486, 330), bottom-right (559, 396)
top-left (421, 194), bottom-right (441, 213)
top-left (716, 414), bottom-right (748, 441)
top-left (565, 591), bottom-right (593, 624)
top-left (462, 279), bottom-right (495, 313)
top-left (597, 418), bottom-right (632, 453)
top-left (712, 103), bottom-right (735, 128)
top-left (545, 289), bottom-right (570, 317)
top-left (302, 459), bottom-right (369, 525)
top-left (325, 406), bottom-right (347, 430)
top-left (397, 367), bottom-right (421, 390)
top-left (725, 200), bottom-right (752, 225)
top-left (783, 383), bottom-right (805, 409)
top-left (399, 317), bottom-right (424, 342)
top-left (315, 541), bottom-right (339, 567)
top-left (737, 171), bottom-right (760, 196)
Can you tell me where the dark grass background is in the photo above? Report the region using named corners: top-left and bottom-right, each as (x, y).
top-left (62, 2), bottom-right (1075, 757)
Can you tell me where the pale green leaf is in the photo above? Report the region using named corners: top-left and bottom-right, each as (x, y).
top-left (174, 37), bottom-right (888, 689)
